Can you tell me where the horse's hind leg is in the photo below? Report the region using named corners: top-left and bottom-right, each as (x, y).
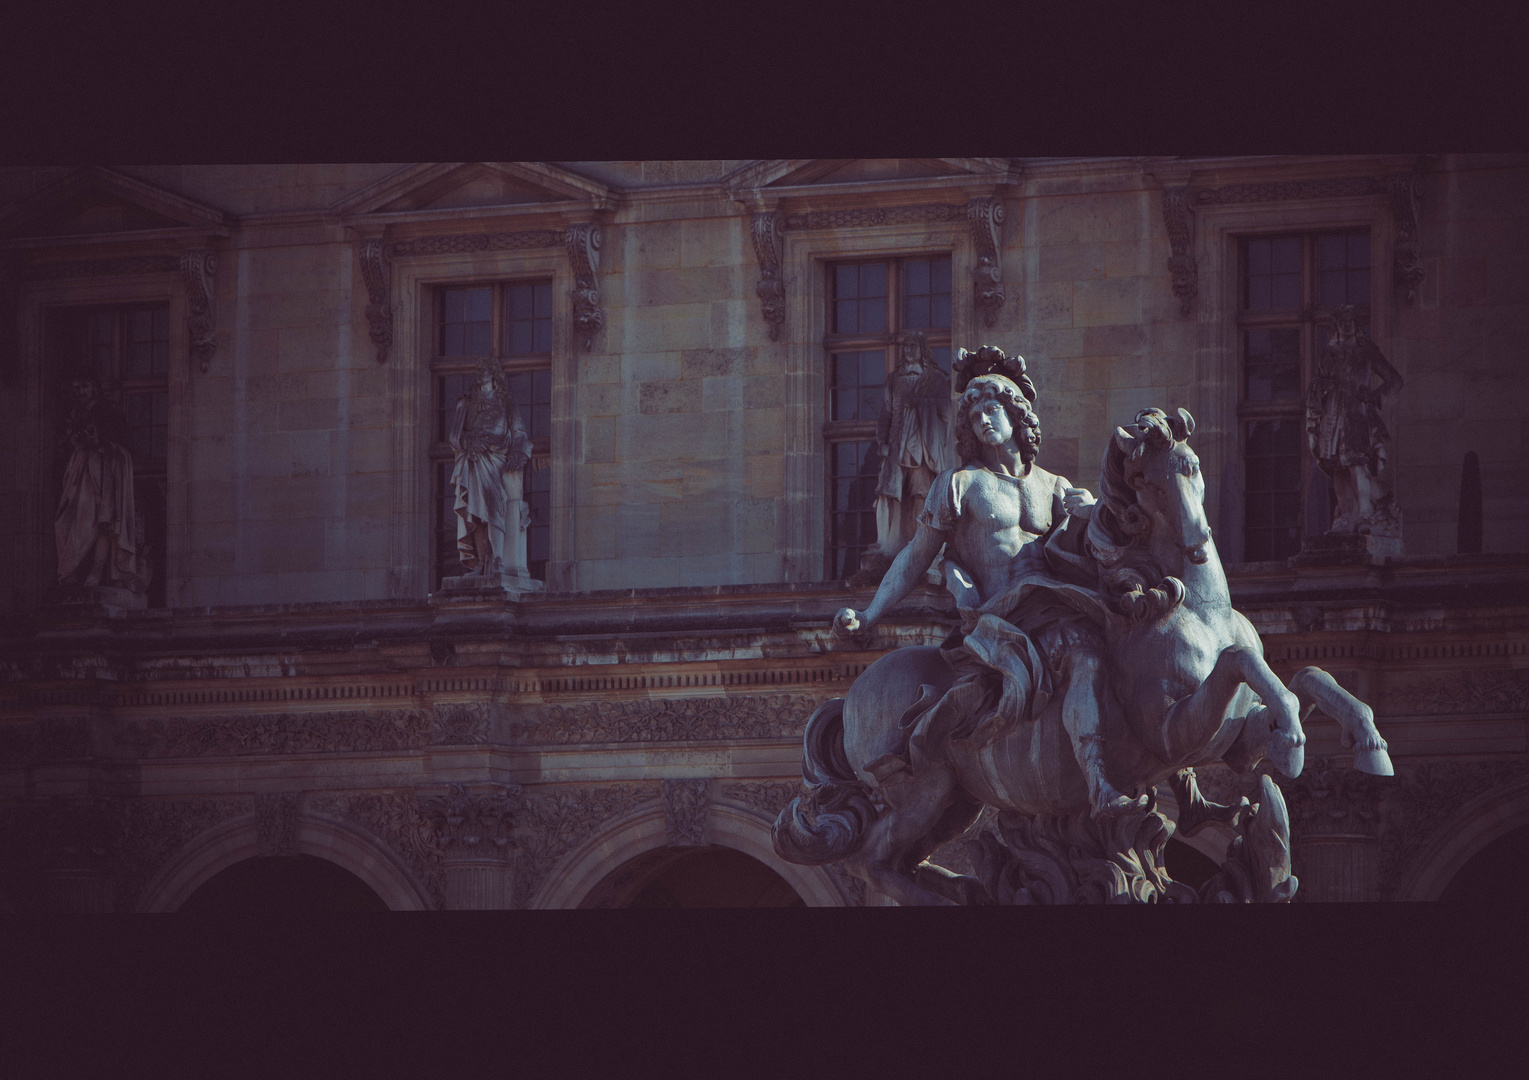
top-left (1288, 667), bottom-right (1393, 775)
top-left (845, 764), bottom-right (965, 906)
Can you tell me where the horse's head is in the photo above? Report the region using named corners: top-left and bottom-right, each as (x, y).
top-left (1095, 407), bottom-right (1213, 567)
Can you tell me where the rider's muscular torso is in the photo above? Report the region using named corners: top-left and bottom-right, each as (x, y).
top-left (928, 464), bottom-right (1071, 602)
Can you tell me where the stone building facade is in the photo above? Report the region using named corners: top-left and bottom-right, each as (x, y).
top-left (1, 157), bottom-right (1526, 910)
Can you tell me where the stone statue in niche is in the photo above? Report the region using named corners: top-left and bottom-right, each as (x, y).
top-left (1305, 303), bottom-right (1403, 554)
top-left (54, 376), bottom-right (149, 604)
top-left (863, 331), bottom-right (955, 576)
top-left (776, 348), bottom-right (1395, 905)
top-left (444, 357), bottom-right (540, 593)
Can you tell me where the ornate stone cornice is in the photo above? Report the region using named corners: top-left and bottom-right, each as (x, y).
top-left (660, 778), bottom-right (709, 847)
top-left (1161, 185), bottom-right (1199, 317)
top-left (1382, 669), bottom-right (1529, 715)
top-left (508, 693), bottom-right (819, 745)
top-left (122, 708), bottom-right (431, 757)
top-left (781, 203), bottom-right (966, 230)
top-left (750, 210), bottom-right (786, 341)
top-left (180, 248), bottom-right (217, 373)
top-left (388, 229), bottom-right (565, 257)
top-left (1196, 176), bottom-right (1390, 204)
top-left (1388, 171), bottom-right (1426, 305)
top-left (357, 238), bottom-right (392, 364)
top-left (564, 222), bottom-right (604, 351)
top-left (968, 196), bottom-right (1005, 328)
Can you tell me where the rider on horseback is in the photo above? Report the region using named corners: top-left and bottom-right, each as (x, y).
top-left (835, 370), bottom-right (1147, 820)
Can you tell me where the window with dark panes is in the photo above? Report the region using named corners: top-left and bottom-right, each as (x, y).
top-left (1237, 229), bottom-right (1370, 561)
top-left (824, 255), bottom-right (952, 578)
top-left (43, 303), bottom-right (171, 607)
top-left (430, 281), bottom-right (553, 586)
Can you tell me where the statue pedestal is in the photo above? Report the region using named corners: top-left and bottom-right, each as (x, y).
top-left (1290, 531), bottom-right (1401, 567)
top-left (432, 571), bottom-right (545, 602)
top-left (53, 585), bottom-right (146, 616)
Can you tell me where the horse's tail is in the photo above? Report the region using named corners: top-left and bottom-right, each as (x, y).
top-left (772, 698), bottom-right (879, 866)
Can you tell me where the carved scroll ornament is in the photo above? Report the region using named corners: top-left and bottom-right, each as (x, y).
top-left (968, 197), bottom-right (1006, 328)
top-left (180, 249), bottom-right (217, 373)
top-left (1388, 171), bottom-right (1426, 305)
top-left (1161, 185), bottom-right (1200, 316)
top-left (750, 210), bottom-right (786, 340)
top-left (565, 222), bottom-right (604, 350)
top-left (358, 238), bottom-right (393, 364)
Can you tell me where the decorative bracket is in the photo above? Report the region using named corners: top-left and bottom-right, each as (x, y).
top-left (750, 210), bottom-right (786, 341)
top-left (564, 222), bottom-right (604, 351)
top-left (1161, 185), bottom-right (1201, 317)
top-left (1388, 171), bottom-right (1425, 305)
top-left (358, 237), bottom-right (393, 364)
top-left (180, 248), bottom-right (218, 373)
top-left (968, 196), bottom-right (1005, 328)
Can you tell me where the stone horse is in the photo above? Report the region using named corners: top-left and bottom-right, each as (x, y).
top-left (775, 407), bottom-right (1394, 905)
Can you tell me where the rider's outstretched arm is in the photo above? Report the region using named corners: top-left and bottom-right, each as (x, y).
top-left (854, 522), bottom-right (947, 629)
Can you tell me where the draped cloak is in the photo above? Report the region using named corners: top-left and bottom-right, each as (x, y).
top-left (448, 393), bottom-right (531, 573)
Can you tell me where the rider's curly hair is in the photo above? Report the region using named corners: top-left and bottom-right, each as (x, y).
top-left (953, 375), bottom-right (1039, 466)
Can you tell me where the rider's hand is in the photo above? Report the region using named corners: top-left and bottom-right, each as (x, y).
top-left (832, 608), bottom-right (864, 636)
top-left (1063, 487), bottom-right (1097, 519)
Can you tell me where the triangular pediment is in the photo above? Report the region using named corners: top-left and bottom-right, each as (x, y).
top-left (725, 158), bottom-right (1019, 199)
top-left (0, 167), bottom-right (233, 245)
top-left (332, 162), bottom-right (614, 218)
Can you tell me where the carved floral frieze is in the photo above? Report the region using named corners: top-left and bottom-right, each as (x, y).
top-left (749, 210), bottom-right (786, 340)
top-left (565, 222), bottom-right (604, 350)
top-left (180, 249), bottom-right (217, 373)
top-left (357, 238), bottom-right (393, 364)
top-left (122, 709), bottom-right (431, 757)
top-left (419, 783), bottom-right (522, 862)
top-left (509, 694), bottom-right (819, 745)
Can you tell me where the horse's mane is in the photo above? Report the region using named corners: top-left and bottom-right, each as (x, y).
top-left (1085, 409), bottom-right (1187, 621)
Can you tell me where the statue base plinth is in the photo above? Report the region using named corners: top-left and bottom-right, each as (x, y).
top-left (53, 585), bottom-right (146, 615)
top-left (1290, 530), bottom-right (1401, 567)
top-left (432, 572), bottom-right (545, 602)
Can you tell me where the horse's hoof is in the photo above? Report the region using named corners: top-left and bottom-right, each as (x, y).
top-left (1353, 747), bottom-right (1394, 776)
top-left (1268, 740), bottom-right (1305, 778)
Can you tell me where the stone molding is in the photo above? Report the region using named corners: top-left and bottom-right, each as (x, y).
top-left (1382, 669), bottom-right (1529, 715)
top-left (1197, 176), bottom-right (1390, 204)
top-left (122, 708), bottom-right (431, 757)
top-left (357, 237), bottom-right (393, 364)
top-left (564, 222), bottom-right (604, 350)
top-left (508, 693), bottom-right (820, 745)
top-left (180, 248), bottom-right (217, 373)
top-left (781, 203), bottom-right (966, 230)
top-left (514, 783), bottom-right (660, 906)
top-left (967, 196), bottom-right (1005, 328)
top-left (309, 790), bottom-right (446, 908)
top-left (749, 210), bottom-right (786, 341)
top-left (388, 229), bottom-right (565, 257)
top-left (660, 778), bottom-right (709, 846)
top-left (19, 255), bottom-right (181, 280)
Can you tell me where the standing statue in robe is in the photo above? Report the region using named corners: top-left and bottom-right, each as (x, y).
top-left (54, 376), bottom-right (148, 594)
top-left (1306, 303), bottom-right (1403, 538)
top-left (871, 331), bottom-right (955, 563)
top-left (448, 357), bottom-right (533, 581)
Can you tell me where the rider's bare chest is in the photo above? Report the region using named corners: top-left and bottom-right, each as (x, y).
top-left (958, 471), bottom-right (1053, 538)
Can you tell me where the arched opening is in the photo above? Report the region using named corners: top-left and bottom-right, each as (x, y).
top-left (578, 845), bottom-right (807, 909)
top-left (178, 855), bottom-right (390, 913)
top-left (1438, 824), bottom-right (1529, 904)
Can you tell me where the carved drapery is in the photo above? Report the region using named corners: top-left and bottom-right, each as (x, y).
top-left (564, 222), bottom-right (604, 350)
top-left (1388, 171), bottom-right (1426, 305)
top-left (358, 238), bottom-right (393, 364)
top-left (180, 249), bottom-right (218, 373)
top-left (750, 211), bottom-right (786, 340)
top-left (968, 197), bottom-right (1005, 328)
top-left (1161, 185), bottom-right (1200, 316)
top-left (661, 778), bottom-right (709, 846)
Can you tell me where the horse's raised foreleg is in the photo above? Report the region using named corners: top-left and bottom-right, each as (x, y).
top-left (845, 764), bottom-right (967, 906)
top-left (1163, 644), bottom-right (1306, 777)
top-left (1288, 666), bottom-right (1394, 776)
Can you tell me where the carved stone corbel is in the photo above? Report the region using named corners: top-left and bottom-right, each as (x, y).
top-left (180, 248), bottom-right (218, 373)
top-left (750, 210), bottom-right (786, 340)
top-left (357, 237), bottom-right (393, 364)
top-left (564, 222), bottom-right (604, 351)
top-left (1388, 171), bottom-right (1425, 305)
top-left (661, 778), bottom-right (709, 847)
top-left (1161, 185), bottom-right (1200, 317)
top-left (968, 197), bottom-right (1006, 328)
